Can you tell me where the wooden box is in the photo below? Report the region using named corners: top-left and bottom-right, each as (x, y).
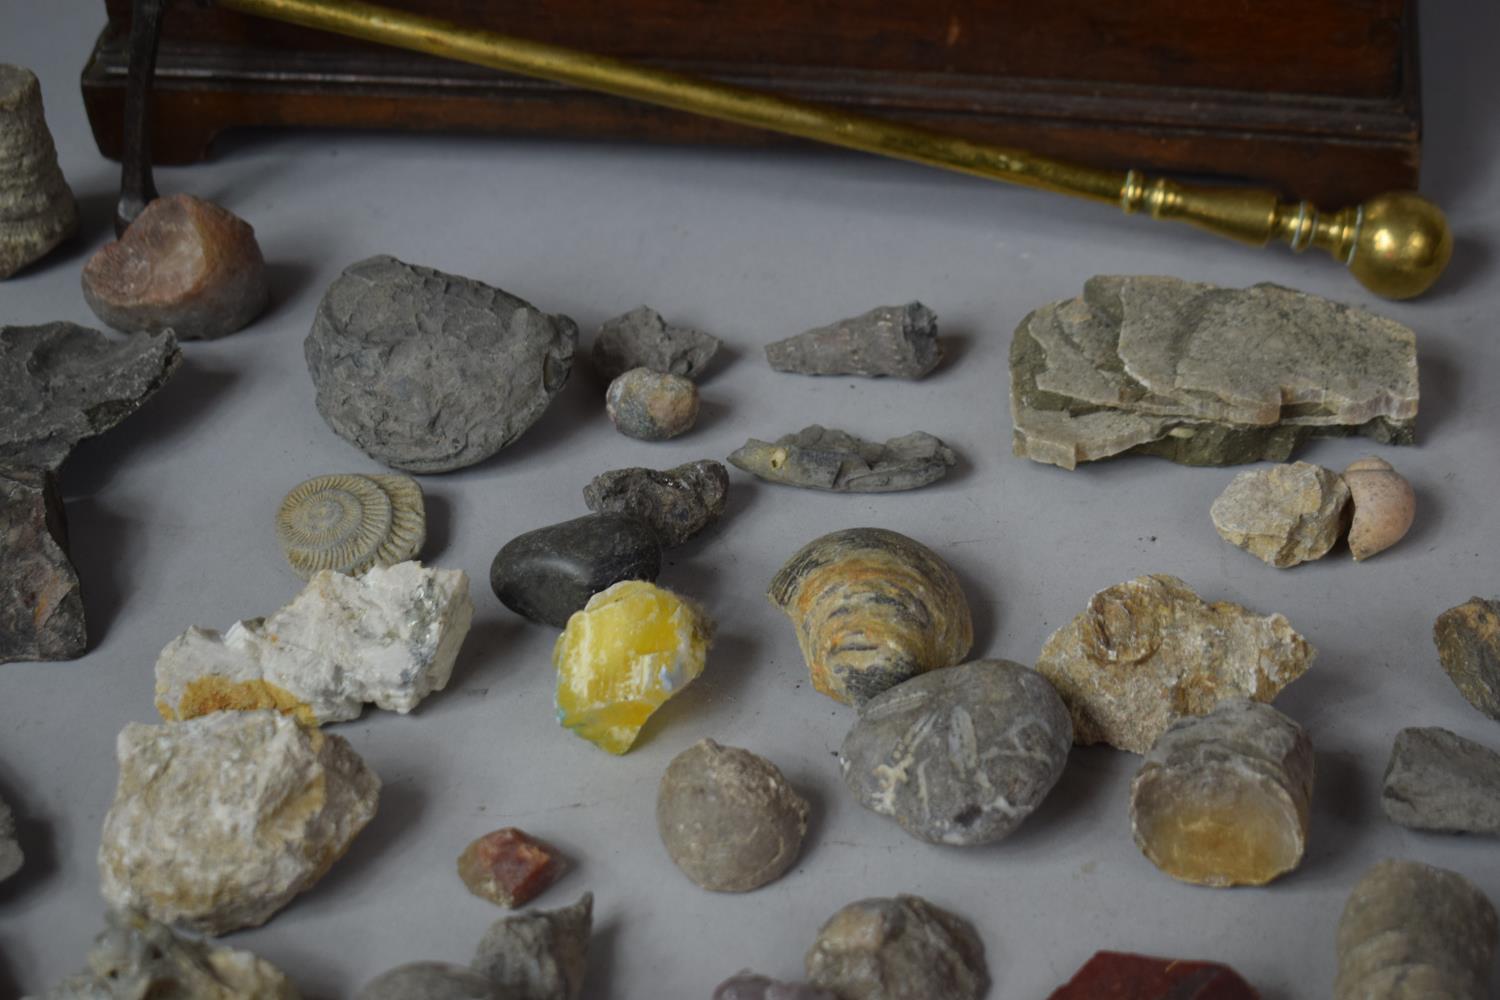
top-left (81, 0), bottom-right (1421, 204)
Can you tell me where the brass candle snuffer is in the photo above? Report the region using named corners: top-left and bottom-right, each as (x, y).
top-left (124, 0), bottom-right (1452, 299)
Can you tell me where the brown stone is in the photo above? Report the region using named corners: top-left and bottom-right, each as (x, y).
top-left (1047, 951), bottom-right (1260, 999)
top-left (1433, 597), bottom-right (1500, 720)
top-left (457, 827), bottom-right (562, 908)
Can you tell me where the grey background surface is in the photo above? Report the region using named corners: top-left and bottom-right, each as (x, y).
top-left (2, 2), bottom-right (1498, 997)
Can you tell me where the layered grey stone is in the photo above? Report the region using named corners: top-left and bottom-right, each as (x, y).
top-left (0, 65), bottom-right (76, 279)
top-left (582, 460), bottom-right (728, 547)
top-left (729, 426), bottom-right (957, 493)
top-left (592, 306), bottom-right (720, 380)
top-left (471, 893), bottom-right (592, 1000)
top-left (1381, 726), bottom-right (1500, 835)
top-left (767, 303), bottom-right (940, 378)
top-left (804, 895), bottom-right (987, 1000)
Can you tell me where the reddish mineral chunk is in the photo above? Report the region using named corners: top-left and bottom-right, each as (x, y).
top-left (1048, 951), bottom-right (1260, 999)
top-left (456, 827), bottom-right (562, 908)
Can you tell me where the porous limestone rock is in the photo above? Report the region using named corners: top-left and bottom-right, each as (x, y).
top-left (305, 255), bottom-right (577, 473)
top-left (355, 963), bottom-right (499, 1000)
top-left (1433, 597), bottom-right (1500, 720)
top-left (729, 426), bottom-right (957, 493)
top-left (155, 561), bottom-right (473, 725)
top-left (0, 65), bottom-right (76, 279)
top-left (592, 306), bottom-right (721, 381)
top-left (804, 895), bottom-right (987, 1000)
top-left (1, 467), bottom-right (83, 664)
top-left (1036, 575), bottom-right (1314, 753)
top-left (605, 367), bottom-right (700, 440)
top-left (31, 909), bottom-right (300, 999)
top-left (767, 303), bottom-right (940, 379)
top-left (98, 710), bottom-right (381, 934)
top-left (1209, 462), bottom-right (1350, 567)
top-left (0, 791), bottom-right (20, 882)
top-left (1381, 726), bottom-right (1500, 835)
top-left (582, 460), bottom-right (728, 547)
top-left (470, 892), bottom-right (593, 1000)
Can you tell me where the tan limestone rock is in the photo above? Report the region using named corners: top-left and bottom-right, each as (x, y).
top-left (1210, 462), bottom-right (1350, 567)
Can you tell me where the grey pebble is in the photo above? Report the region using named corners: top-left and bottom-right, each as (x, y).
top-left (305, 255), bottom-right (577, 473)
top-left (728, 426), bottom-right (956, 493)
top-left (713, 972), bottom-right (837, 1000)
top-left (593, 305), bottom-right (721, 381)
top-left (804, 895), bottom-right (987, 1000)
top-left (1382, 726), bottom-right (1500, 835)
top-left (357, 962), bottom-right (501, 1000)
top-left (582, 460), bottom-right (729, 547)
top-left (766, 303), bottom-right (939, 379)
top-left (471, 892), bottom-right (593, 1000)
top-left (605, 367), bottom-right (700, 440)
top-left (0, 791), bottom-right (20, 882)
top-left (490, 513), bottom-right (661, 627)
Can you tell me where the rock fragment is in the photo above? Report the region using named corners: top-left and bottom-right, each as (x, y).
top-left (0, 65), bottom-right (77, 279)
top-left (1433, 596), bottom-right (1500, 720)
top-left (840, 659), bottom-right (1071, 845)
top-left (769, 528), bottom-right (972, 706)
top-left (275, 473), bottom-right (425, 579)
top-left (1209, 462), bottom-right (1350, 567)
top-left (305, 255), bottom-right (577, 473)
top-left (82, 194), bottom-right (268, 339)
top-left (1343, 456), bottom-right (1416, 560)
top-left (0, 791), bottom-right (20, 882)
top-left (729, 426), bottom-right (957, 493)
top-left (470, 892), bottom-right (593, 1000)
top-left (356, 963), bottom-right (499, 1000)
top-left (767, 303), bottom-right (940, 379)
top-left (1381, 726), bottom-right (1500, 835)
top-left (1335, 859), bottom-right (1497, 1000)
top-left (32, 909), bottom-right (301, 1000)
top-left (490, 513), bottom-right (661, 628)
top-left (605, 367), bottom-right (699, 440)
top-left (1, 467), bottom-right (84, 664)
top-left (804, 895), bottom-right (987, 1000)
top-left (1036, 574), bottom-right (1314, 753)
top-left (714, 973), bottom-right (837, 1000)
top-left (582, 460), bottom-right (728, 547)
top-left (1130, 699), bottom-right (1313, 887)
top-left (458, 827), bottom-right (564, 908)
top-left (657, 739), bottom-right (808, 892)
top-left (98, 710), bottom-right (381, 934)
top-left (592, 306), bottom-right (721, 381)
top-left (1045, 951), bottom-right (1260, 999)
top-left (155, 561), bottom-right (473, 725)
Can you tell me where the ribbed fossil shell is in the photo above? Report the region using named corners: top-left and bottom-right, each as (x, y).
top-left (275, 473), bottom-right (424, 578)
top-left (768, 527), bottom-right (973, 706)
top-left (1343, 456), bottom-right (1415, 561)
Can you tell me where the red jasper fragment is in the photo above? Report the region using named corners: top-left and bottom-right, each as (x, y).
top-left (1048, 951), bottom-right (1260, 999)
top-left (456, 827), bottom-right (562, 908)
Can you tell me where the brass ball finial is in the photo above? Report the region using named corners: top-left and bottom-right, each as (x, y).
top-left (1347, 192), bottom-right (1453, 300)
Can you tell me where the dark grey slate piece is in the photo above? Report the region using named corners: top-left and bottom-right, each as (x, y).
top-left (0, 467), bottom-right (83, 664)
top-left (1382, 726), bottom-right (1500, 835)
top-left (582, 460), bottom-right (728, 547)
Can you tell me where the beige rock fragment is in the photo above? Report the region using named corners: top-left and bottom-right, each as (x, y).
top-left (1343, 456), bottom-right (1415, 561)
top-left (1210, 462), bottom-right (1350, 567)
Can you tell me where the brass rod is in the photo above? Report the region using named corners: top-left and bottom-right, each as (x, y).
top-left (214, 0), bottom-right (1452, 299)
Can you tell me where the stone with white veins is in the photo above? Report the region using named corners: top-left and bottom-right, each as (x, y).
top-left (155, 561), bottom-right (472, 725)
top-left (1210, 462), bottom-right (1351, 567)
top-left (1381, 726), bottom-right (1500, 835)
top-left (98, 710), bottom-right (381, 934)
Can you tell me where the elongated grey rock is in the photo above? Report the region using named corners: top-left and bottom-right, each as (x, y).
top-left (0, 322), bottom-right (182, 472)
top-left (471, 893), bottom-right (593, 1000)
top-left (1381, 726), bottom-right (1500, 835)
top-left (1335, 859), bottom-right (1497, 1000)
top-left (592, 306), bottom-right (721, 380)
top-left (804, 895), bottom-right (987, 1000)
top-left (305, 255), bottom-right (577, 473)
top-left (1210, 462), bottom-right (1351, 567)
top-left (1, 467), bottom-right (84, 664)
top-left (1433, 597), bottom-right (1500, 720)
top-left (0, 65), bottom-right (77, 279)
top-left (356, 963), bottom-right (499, 1000)
top-left (0, 791), bottom-right (20, 882)
top-left (767, 303), bottom-right (940, 379)
top-left (729, 426), bottom-right (957, 493)
top-left (582, 460), bottom-right (728, 547)
top-left (840, 660), bottom-right (1072, 845)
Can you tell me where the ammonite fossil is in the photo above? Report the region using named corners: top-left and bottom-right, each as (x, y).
top-left (275, 473), bottom-right (425, 579)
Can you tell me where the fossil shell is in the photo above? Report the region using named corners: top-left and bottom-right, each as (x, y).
top-left (275, 473), bottom-right (424, 579)
top-left (1343, 456), bottom-right (1415, 561)
top-left (768, 527), bottom-right (973, 706)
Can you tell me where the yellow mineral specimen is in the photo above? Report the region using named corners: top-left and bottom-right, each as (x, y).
top-left (553, 580), bottom-right (713, 754)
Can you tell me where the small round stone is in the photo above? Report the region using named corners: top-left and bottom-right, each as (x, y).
top-left (804, 895), bottom-right (988, 1000)
top-left (657, 738), bottom-right (808, 892)
top-left (356, 962), bottom-right (500, 1000)
top-left (605, 367), bottom-right (700, 441)
top-left (490, 513), bottom-right (661, 627)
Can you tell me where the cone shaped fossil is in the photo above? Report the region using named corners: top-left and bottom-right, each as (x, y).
top-left (0, 65), bottom-right (77, 279)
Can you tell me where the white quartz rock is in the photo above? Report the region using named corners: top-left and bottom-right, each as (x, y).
top-left (155, 561), bottom-right (473, 724)
top-left (98, 710), bottom-right (381, 934)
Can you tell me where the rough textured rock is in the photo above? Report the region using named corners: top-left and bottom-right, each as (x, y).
top-left (1209, 462), bottom-right (1350, 567)
top-left (592, 306), bottom-right (721, 381)
top-left (98, 710), bottom-right (381, 934)
top-left (31, 909), bottom-right (301, 999)
top-left (767, 303), bottom-right (940, 379)
top-left (355, 963), bottom-right (499, 1000)
top-left (82, 194), bottom-right (268, 339)
top-left (0, 322), bottom-right (182, 472)
top-left (769, 528), bottom-right (973, 706)
top-left (1046, 951), bottom-right (1260, 999)
top-left (714, 973), bottom-right (837, 1000)
top-left (840, 659), bottom-right (1072, 845)
top-left (1130, 699), bottom-right (1314, 887)
top-left (657, 739), bottom-right (808, 892)
top-left (1433, 597), bottom-right (1500, 720)
top-left (729, 426), bottom-right (957, 493)
top-left (155, 561), bottom-right (473, 725)
top-left (1343, 456), bottom-right (1415, 560)
top-left (0, 791), bottom-right (20, 882)
top-left (804, 895), bottom-right (987, 1000)
top-left (1, 467), bottom-right (84, 663)
top-left (1335, 859), bottom-right (1497, 1000)
top-left (1381, 726), bottom-right (1500, 835)
top-left (305, 255), bottom-right (577, 472)
top-left (1036, 575), bottom-right (1314, 753)
top-left (470, 893), bottom-right (593, 1000)
top-left (582, 460), bottom-right (728, 547)
top-left (490, 513), bottom-right (661, 628)
top-left (275, 473), bottom-right (424, 579)
top-left (1010, 276), bottom-right (1419, 469)
top-left (0, 65), bottom-right (76, 279)
top-left (605, 367), bottom-right (700, 440)
top-left (458, 827), bottom-right (563, 908)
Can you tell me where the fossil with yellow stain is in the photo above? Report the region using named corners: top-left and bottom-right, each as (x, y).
top-left (553, 579), bottom-right (713, 754)
top-left (769, 528), bottom-right (972, 706)
top-left (1130, 698), bottom-right (1313, 887)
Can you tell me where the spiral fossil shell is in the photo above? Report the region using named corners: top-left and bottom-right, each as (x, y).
top-left (276, 473), bottom-right (425, 579)
top-left (1342, 456), bottom-right (1415, 561)
top-left (768, 527), bottom-right (973, 706)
